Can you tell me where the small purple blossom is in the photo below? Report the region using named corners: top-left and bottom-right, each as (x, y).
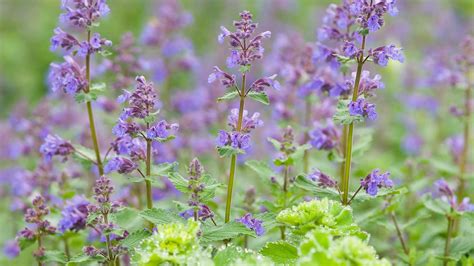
top-left (343, 41), bottom-right (358, 58)
top-left (104, 157), bottom-right (138, 174)
top-left (227, 109), bottom-right (263, 133)
top-left (146, 120), bottom-right (179, 139)
top-left (119, 76), bottom-right (160, 120)
top-left (58, 195), bottom-right (90, 233)
top-left (217, 130), bottom-right (251, 151)
top-left (50, 27), bottom-right (80, 52)
top-left (3, 240), bottom-right (20, 259)
top-left (370, 45), bottom-right (404, 67)
top-left (309, 121), bottom-right (340, 150)
top-left (445, 135), bottom-right (464, 163)
top-left (360, 169), bottom-right (393, 196)
top-left (208, 66), bottom-right (236, 88)
top-left (249, 74), bottom-right (281, 92)
top-left (348, 98), bottom-right (377, 120)
top-left (48, 56), bottom-right (87, 94)
top-left (308, 169), bottom-right (338, 188)
top-left (236, 213), bottom-right (264, 236)
top-left (39, 134), bottom-right (75, 162)
top-left (434, 179), bottom-right (474, 212)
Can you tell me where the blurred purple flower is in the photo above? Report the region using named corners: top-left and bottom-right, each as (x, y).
top-left (39, 134), bottom-right (75, 162)
top-left (360, 169), bottom-right (393, 196)
top-left (236, 213), bottom-right (264, 236)
top-left (58, 195), bottom-right (89, 233)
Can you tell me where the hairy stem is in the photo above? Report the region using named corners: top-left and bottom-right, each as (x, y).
top-left (342, 36), bottom-right (366, 205)
top-left (85, 30), bottom-right (104, 176)
top-left (224, 74), bottom-right (246, 223)
top-left (145, 136), bottom-right (153, 209)
top-left (280, 165), bottom-right (290, 240)
top-left (457, 73), bottom-right (471, 200)
top-left (444, 216), bottom-right (454, 266)
top-left (63, 236), bottom-right (70, 260)
top-left (37, 235), bottom-right (43, 266)
top-left (303, 98), bottom-right (311, 173)
top-left (390, 212), bottom-right (409, 255)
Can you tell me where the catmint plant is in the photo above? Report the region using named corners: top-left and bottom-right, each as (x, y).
top-left (112, 75), bottom-right (178, 210)
top-left (209, 10), bottom-right (277, 223)
top-left (49, 0), bottom-right (112, 176)
top-left (316, 0), bottom-right (403, 204)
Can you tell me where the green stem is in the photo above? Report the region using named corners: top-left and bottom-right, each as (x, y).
top-left (339, 124), bottom-right (348, 196)
top-left (224, 75), bottom-right (246, 223)
top-left (457, 73), bottom-right (471, 201)
top-left (281, 165), bottom-right (290, 240)
top-left (341, 36), bottom-right (366, 205)
top-left (303, 98), bottom-right (311, 173)
top-left (85, 30), bottom-right (104, 176)
top-left (63, 236), bottom-right (70, 260)
top-left (37, 235), bottom-right (43, 266)
top-left (390, 212), bottom-right (409, 255)
top-left (103, 213), bottom-right (115, 266)
top-left (145, 137), bottom-right (153, 209)
top-left (444, 216), bottom-right (454, 266)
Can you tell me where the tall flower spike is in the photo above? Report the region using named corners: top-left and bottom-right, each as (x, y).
top-left (39, 134), bottom-right (75, 162)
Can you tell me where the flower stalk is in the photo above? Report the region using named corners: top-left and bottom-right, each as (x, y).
top-left (225, 74), bottom-right (246, 223)
top-left (341, 36), bottom-right (366, 205)
top-left (443, 215), bottom-right (454, 266)
top-left (85, 30), bottom-right (104, 176)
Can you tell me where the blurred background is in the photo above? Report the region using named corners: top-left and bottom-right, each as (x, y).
top-left (0, 0), bottom-right (473, 264)
top-left (0, 0), bottom-right (472, 117)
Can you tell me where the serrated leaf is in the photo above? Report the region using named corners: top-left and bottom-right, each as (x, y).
top-left (267, 137), bottom-right (282, 150)
top-left (18, 237), bottom-right (36, 250)
top-left (260, 241), bottom-right (298, 264)
top-left (40, 250), bottom-right (68, 264)
top-left (247, 91), bottom-right (270, 105)
top-left (111, 207), bottom-right (144, 231)
top-left (239, 64), bottom-right (251, 73)
top-left (139, 208), bottom-right (183, 225)
top-left (120, 229), bottom-right (152, 249)
top-left (294, 174), bottom-right (340, 200)
top-left (423, 196), bottom-right (450, 215)
top-left (167, 172), bottom-right (189, 193)
top-left (245, 160), bottom-right (277, 182)
top-left (217, 90), bottom-right (239, 102)
top-left (217, 146), bottom-right (245, 157)
top-left (66, 254), bottom-right (106, 265)
top-left (449, 236), bottom-right (474, 260)
top-left (213, 245), bottom-right (245, 266)
top-left (151, 162), bottom-right (178, 177)
top-left (201, 222), bottom-right (256, 243)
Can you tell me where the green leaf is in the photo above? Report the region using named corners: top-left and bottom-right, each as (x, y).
top-left (247, 91), bottom-right (270, 105)
top-left (333, 99), bottom-right (364, 125)
top-left (86, 211), bottom-right (100, 225)
top-left (199, 174), bottom-right (223, 202)
top-left (423, 196), bottom-right (450, 215)
top-left (294, 174), bottom-right (340, 200)
top-left (359, 28), bottom-right (369, 36)
top-left (213, 245), bottom-right (244, 266)
top-left (18, 237), bottom-right (36, 251)
top-left (74, 84), bottom-right (105, 103)
top-left (260, 241), bottom-right (298, 264)
top-left (449, 236), bottom-right (474, 260)
top-left (66, 254), bottom-right (106, 265)
top-left (151, 162), bottom-right (178, 177)
top-left (72, 144), bottom-right (97, 166)
top-left (40, 250), bottom-right (68, 264)
top-left (139, 208), bottom-right (183, 225)
top-left (274, 156), bottom-right (293, 166)
top-left (267, 137), bottom-right (282, 150)
top-left (245, 160), bottom-right (277, 181)
top-left (217, 146), bottom-right (245, 157)
top-left (201, 222), bottom-right (256, 243)
top-left (111, 207), bottom-right (144, 231)
top-left (120, 229), bottom-right (152, 249)
top-left (239, 64), bottom-right (251, 73)
top-left (217, 90), bottom-right (239, 102)
top-left (167, 172), bottom-right (189, 193)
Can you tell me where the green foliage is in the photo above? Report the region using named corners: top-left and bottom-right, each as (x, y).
top-left (260, 241), bottom-right (298, 264)
top-left (168, 171), bottom-right (222, 203)
top-left (294, 175), bottom-right (340, 200)
top-left (297, 229), bottom-right (391, 266)
top-left (214, 245), bottom-right (274, 266)
top-left (217, 90), bottom-right (239, 102)
top-left (74, 83), bottom-right (106, 103)
top-left (139, 208), bottom-right (184, 225)
top-left (276, 198), bottom-right (368, 239)
top-left (132, 220), bottom-right (213, 265)
top-left (200, 221), bottom-right (256, 243)
top-left (120, 229), bottom-right (152, 249)
top-left (39, 250), bottom-right (68, 264)
top-left (247, 91), bottom-right (270, 105)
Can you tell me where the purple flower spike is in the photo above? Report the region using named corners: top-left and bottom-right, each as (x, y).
top-left (360, 169), bottom-right (393, 196)
top-left (39, 134), bottom-right (75, 162)
top-left (50, 27), bottom-right (80, 52)
top-left (48, 56), bottom-right (87, 94)
top-left (58, 195), bottom-right (89, 233)
top-left (227, 109), bottom-right (263, 133)
top-left (217, 131), bottom-right (251, 151)
top-left (236, 213), bottom-right (264, 236)
top-left (249, 74), bottom-right (281, 92)
top-left (104, 157), bottom-right (138, 174)
top-left (147, 120), bottom-right (179, 139)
